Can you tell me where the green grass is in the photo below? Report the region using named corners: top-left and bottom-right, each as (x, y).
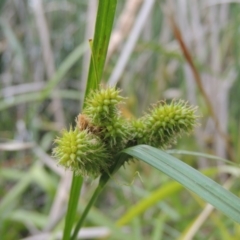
top-left (1, 1), bottom-right (240, 239)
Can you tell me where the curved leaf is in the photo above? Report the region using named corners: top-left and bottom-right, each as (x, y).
top-left (123, 145), bottom-right (240, 223)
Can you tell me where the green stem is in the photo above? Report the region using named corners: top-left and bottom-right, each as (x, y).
top-left (62, 175), bottom-right (83, 240)
top-left (84, 0), bottom-right (118, 100)
top-left (71, 155), bottom-right (127, 240)
top-left (89, 39), bottom-right (99, 85)
top-left (70, 182), bottom-right (106, 240)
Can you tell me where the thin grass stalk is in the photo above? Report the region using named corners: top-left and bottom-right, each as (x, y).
top-left (71, 154), bottom-right (126, 240)
top-left (63, 0), bottom-right (118, 239)
top-left (84, 0), bottom-right (118, 100)
top-left (62, 175), bottom-right (83, 240)
top-left (70, 183), bottom-right (103, 240)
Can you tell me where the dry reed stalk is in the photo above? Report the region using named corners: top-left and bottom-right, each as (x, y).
top-left (32, 0), bottom-right (65, 128)
top-left (108, 0), bottom-right (156, 86)
top-left (107, 0), bottom-right (143, 61)
top-left (165, 2), bottom-right (235, 163)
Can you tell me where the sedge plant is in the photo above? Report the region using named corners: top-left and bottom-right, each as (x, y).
top-left (53, 86), bottom-right (198, 238)
top-left (53, 87), bottom-right (198, 179)
top-left (54, 86), bottom-right (240, 239)
top-left (53, 1), bottom-right (240, 239)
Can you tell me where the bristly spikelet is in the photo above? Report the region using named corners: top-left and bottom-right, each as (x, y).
top-left (53, 127), bottom-right (109, 178)
top-left (83, 87), bottom-right (125, 126)
top-left (101, 116), bottom-right (130, 149)
top-left (129, 118), bottom-right (148, 144)
top-left (143, 100), bottom-right (198, 148)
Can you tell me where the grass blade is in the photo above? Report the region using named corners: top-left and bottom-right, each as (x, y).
top-left (123, 145), bottom-right (240, 223)
top-left (117, 182), bottom-right (181, 226)
top-left (167, 149), bottom-right (239, 167)
top-left (42, 42), bottom-right (88, 99)
top-left (0, 90), bottom-right (82, 111)
top-left (116, 168), bottom-right (216, 226)
top-left (84, 0), bottom-right (118, 99)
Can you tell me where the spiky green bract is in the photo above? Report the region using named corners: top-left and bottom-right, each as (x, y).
top-left (143, 101), bottom-right (197, 148)
top-left (83, 87), bottom-right (125, 126)
top-left (53, 128), bottom-right (109, 178)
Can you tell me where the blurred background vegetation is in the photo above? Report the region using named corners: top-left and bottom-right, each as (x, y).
top-left (0, 0), bottom-right (240, 239)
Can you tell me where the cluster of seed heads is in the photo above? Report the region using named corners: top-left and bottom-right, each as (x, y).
top-left (53, 87), bottom-right (198, 178)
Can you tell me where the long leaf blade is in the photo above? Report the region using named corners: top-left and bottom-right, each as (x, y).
top-left (123, 145), bottom-right (240, 223)
top-left (84, 0), bottom-right (117, 100)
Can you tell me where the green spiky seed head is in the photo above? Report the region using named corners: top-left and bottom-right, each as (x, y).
top-left (130, 100), bottom-right (198, 148)
top-left (53, 86), bottom-right (199, 177)
top-left (83, 87), bottom-right (125, 126)
top-left (100, 117), bottom-right (130, 150)
top-left (130, 118), bottom-right (148, 144)
top-left (143, 100), bottom-right (197, 148)
top-left (53, 127), bottom-right (109, 178)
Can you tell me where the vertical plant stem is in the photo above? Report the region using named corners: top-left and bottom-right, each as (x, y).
top-left (70, 183), bottom-right (104, 240)
top-left (62, 175), bottom-right (83, 240)
top-left (84, 0), bottom-right (118, 100)
top-left (71, 155), bottom-right (126, 240)
top-left (64, 0), bottom-right (118, 239)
